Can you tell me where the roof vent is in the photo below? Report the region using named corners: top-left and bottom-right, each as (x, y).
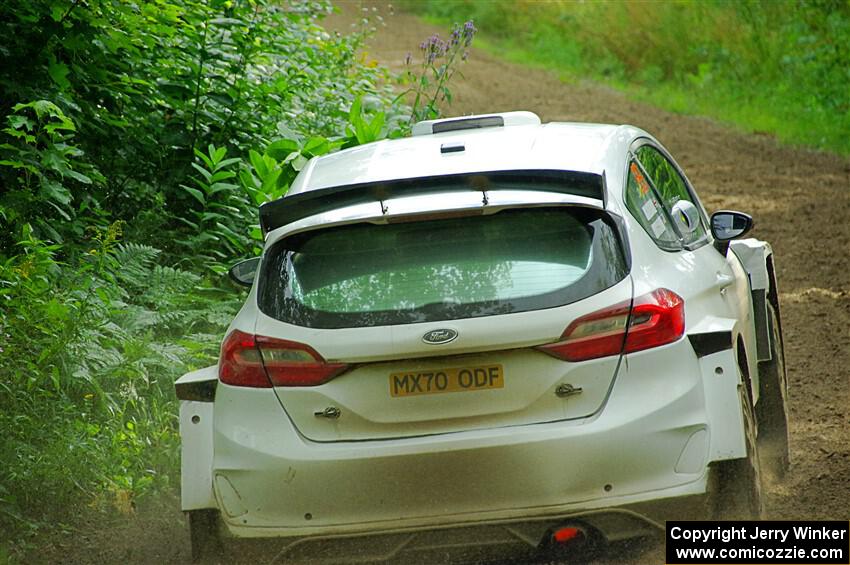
top-left (412, 111), bottom-right (541, 136)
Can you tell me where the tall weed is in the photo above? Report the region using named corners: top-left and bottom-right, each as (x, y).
top-left (401, 20), bottom-right (478, 124)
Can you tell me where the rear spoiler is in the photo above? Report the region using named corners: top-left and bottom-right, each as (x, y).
top-left (259, 170), bottom-right (606, 235)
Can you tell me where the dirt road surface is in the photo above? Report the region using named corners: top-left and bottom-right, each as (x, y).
top-left (32, 2), bottom-right (849, 564)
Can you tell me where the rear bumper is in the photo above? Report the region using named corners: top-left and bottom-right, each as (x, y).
top-left (204, 340), bottom-right (734, 540)
top-left (237, 496), bottom-right (707, 565)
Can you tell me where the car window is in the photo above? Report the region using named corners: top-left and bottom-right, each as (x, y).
top-left (635, 145), bottom-right (707, 246)
top-left (259, 207), bottom-right (628, 328)
top-left (625, 160), bottom-right (681, 251)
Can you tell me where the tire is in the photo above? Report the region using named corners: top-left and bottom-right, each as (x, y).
top-left (756, 302), bottom-right (791, 477)
top-left (708, 382), bottom-right (764, 520)
top-left (188, 509), bottom-right (224, 563)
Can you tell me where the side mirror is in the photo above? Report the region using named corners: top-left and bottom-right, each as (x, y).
top-left (711, 210), bottom-right (753, 254)
top-left (228, 257), bottom-right (260, 287)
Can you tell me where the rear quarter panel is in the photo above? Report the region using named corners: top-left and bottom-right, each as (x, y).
top-left (624, 219), bottom-right (754, 462)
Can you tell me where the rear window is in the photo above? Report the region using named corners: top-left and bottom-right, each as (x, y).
top-left (259, 208), bottom-right (627, 328)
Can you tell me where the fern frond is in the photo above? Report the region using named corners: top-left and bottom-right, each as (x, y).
top-left (113, 243), bottom-right (160, 289)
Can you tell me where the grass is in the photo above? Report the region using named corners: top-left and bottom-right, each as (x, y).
top-left (403, 0), bottom-right (850, 155)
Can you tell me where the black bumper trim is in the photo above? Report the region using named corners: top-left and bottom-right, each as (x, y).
top-left (175, 378), bottom-right (217, 402)
top-left (688, 331), bottom-right (733, 358)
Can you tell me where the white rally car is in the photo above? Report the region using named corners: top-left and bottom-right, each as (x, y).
top-left (176, 112), bottom-right (789, 563)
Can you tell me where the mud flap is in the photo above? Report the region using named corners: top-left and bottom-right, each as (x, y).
top-left (689, 319), bottom-right (747, 462)
top-left (177, 366), bottom-right (218, 510)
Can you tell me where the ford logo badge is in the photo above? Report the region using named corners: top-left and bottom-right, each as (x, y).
top-left (422, 329), bottom-right (458, 345)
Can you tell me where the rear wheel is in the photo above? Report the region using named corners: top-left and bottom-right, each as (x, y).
top-left (188, 509), bottom-right (224, 563)
top-left (709, 382), bottom-right (764, 520)
top-left (756, 302), bottom-right (790, 477)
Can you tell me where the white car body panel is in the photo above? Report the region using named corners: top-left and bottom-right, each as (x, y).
top-left (411, 110), bottom-right (543, 136)
top-left (730, 239), bottom-right (773, 292)
top-left (698, 332), bottom-right (748, 461)
top-left (176, 112), bottom-right (778, 551)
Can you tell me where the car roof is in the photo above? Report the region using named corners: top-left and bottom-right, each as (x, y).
top-left (288, 113), bottom-right (643, 197)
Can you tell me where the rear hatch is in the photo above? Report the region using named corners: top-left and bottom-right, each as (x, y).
top-left (252, 206), bottom-right (631, 441)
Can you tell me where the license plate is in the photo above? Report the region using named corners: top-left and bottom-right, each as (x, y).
top-left (389, 364), bottom-right (504, 397)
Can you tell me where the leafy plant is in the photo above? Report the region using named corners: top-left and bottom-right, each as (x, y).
top-left (0, 224), bottom-right (238, 553)
top-left (344, 96), bottom-right (389, 145)
top-left (178, 144), bottom-right (252, 271)
top-left (0, 101), bottom-right (103, 246)
top-left (401, 21), bottom-right (477, 125)
top-left (0, 0), bottom-right (403, 251)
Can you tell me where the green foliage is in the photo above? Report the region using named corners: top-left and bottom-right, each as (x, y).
top-left (178, 95), bottom-right (398, 268)
top-left (0, 101), bottom-right (104, 244)
top-left (0, 0), bottom-right (468, 556)
top-left (345, 96), bottom-right (389, 145)
top-left (0, 224), bottom-right (239, 552)
top-left (178, 144), bottom-right (253, 271)
top-left (179, 129), bottom-right (349, 268)
top-left (260, 129), bottom-right (340, 189)
top-left (404, 0), bottom-right (850, 154)
top-left (0, 0), bottom-right (401, 249)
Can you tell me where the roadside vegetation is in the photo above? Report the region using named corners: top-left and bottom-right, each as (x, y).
top-left (403, 0), bottom-right (850, 155)
top-left (0, 1), bottom-right (473, 559)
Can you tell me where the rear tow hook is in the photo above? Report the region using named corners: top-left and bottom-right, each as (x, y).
top-left (314, 406), bottom-right (341, 419)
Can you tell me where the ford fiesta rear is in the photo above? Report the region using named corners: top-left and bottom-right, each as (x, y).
top-left (176, 115), bottom-right (774, 562)
top-left (178, 203), bottom-right (716, 559)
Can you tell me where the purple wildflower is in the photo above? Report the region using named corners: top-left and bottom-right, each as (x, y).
top-left (462, 20), bottom-right (477, 47)
top-left (419, 33), bottom-right (448, 64)
top-left (450, 25), bottom-right (461, 47)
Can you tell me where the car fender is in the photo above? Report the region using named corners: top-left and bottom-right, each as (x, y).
top-left (176, 365), bottom-right (218, 511)
top-left (729, 238), bottom-right (775, 363)
top-left (688, 316), bottom-right (747, 461)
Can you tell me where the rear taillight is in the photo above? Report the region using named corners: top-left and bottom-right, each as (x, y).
top-left (537, 288), bottom-right (684, 362)
top-left (220, 330), bottom-right (268, 387)
top-left (623, 288), bottom-right (685, 354)
top-left (219, 329), bottom-right (349, 387)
